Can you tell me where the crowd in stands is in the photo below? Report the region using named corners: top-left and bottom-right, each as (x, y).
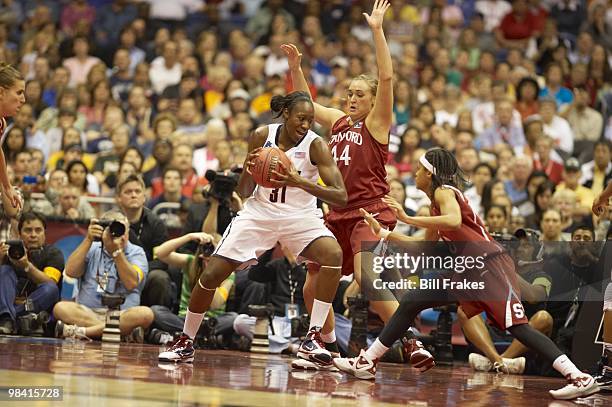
top-left (0, 0), bottom-right (610, 372)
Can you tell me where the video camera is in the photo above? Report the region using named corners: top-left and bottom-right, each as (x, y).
top-left (204, 169), bottom-right (240, 201)
top-left (6, 240), bottom-right (26, 260)
top-left (94, 220), bottom-right (126, 241)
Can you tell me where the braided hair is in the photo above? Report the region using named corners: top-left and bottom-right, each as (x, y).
top-left (270, 91), bottom-right (313, 119)
top-left (424, 147), bottom-right (468, 195)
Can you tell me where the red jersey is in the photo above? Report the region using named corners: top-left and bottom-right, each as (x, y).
top-left (329, 116), bottom-right (389, 207)
top-left (431, 185), bottom-right (503, 256)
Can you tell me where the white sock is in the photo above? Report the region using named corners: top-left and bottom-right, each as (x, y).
top-left (552, 355), bottom-right (584, 379)
top-left (309, 299), bottom-right (331, 330)
top-left (184, 309), bottom-right (205, 339)
top-left (365, 338), bottom-right (389, 361)
top-left (321, 330), bottom-right (336, 343)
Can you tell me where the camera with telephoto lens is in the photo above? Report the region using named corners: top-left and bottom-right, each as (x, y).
top-left (6, 239), bottom-right (26, 260)
top-left (204, 169), bottom-right (240, 201)
top-left (347, 293), bottom-right (369, 357)
top-left (94, 220), bottom-right (126, 241)
top-left (101, 293), bottom-right (125, 309)
top-left (290, 314), bottom-right (310, 338)
top-left (198, 242), bottom-right (215, 257)
top-left (195, 316), bottom-right (218, 349)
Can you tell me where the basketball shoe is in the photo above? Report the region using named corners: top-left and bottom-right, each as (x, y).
top-left (403, 338), bottom-right (435, 372)
top-left (333, 349), bottom-right (378, 380)
top-left (296, 327), bottom-right (333, 366)
top-left (158, 333), bottom-right (195, 363)
top-left (549, 374), bottom-right (600, 400)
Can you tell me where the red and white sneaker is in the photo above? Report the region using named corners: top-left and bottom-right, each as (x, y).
top-left (297, 328), bottom-right (333, 366)
top-left (158, 333), bottom-right (195, 363)
top-left (549, 374), bottom-right (600, 400)
top-left (333, 349), bottom-right (378, 380)
top-left (403, 338), bottom-right (435, 372)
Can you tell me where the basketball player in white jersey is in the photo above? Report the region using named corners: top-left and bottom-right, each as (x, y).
top-left (160, 91), bottom-right (348, 369)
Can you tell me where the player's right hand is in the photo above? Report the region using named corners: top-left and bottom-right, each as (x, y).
top-left (244, 147), bottom-right (263, 175)
top-left (360, 208), bottom-right (382, 235)
top-left (87, 219), bottom-right (104, 242)
top-left (382, 195), bottom-right (408, 221)
top-left (280, 43), bottom-right (302, 71)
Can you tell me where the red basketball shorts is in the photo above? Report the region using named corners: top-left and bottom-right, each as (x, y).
top-left (325, 200), bottom-right (396, 276)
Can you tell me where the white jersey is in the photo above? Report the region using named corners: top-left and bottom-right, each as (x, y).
top-left (244, 123), bottom-right (322, 218)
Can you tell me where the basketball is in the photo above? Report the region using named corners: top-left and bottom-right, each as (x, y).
top-left (250, 147), bottom-right (292, 188)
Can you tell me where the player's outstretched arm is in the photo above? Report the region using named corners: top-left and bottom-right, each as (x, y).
top-left (281, 43), bottom-right (345, 129)
top-left (403, 188), bottom-right (462, 231)
top-left (364, 0), bottom-right (393, 145)
top-left (360, 208), bottom-right (422, 243)
top-left (592, 181), bottom-right (612, 216)
top-left (238, 127), bottom-right (268, 199)
top-left (271, 137), bottom-right (347, 207)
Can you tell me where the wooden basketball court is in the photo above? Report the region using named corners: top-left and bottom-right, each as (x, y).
top-left (0, 336), bottom-right (609, 406)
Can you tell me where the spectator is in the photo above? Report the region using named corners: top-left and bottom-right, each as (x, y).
top-left (540, 208), bottom-right (566, 242)
top-left (539, 63), bottom-right (574, 111)
top-left (515, 77), bottom-right (540, 121)
top-left (115, 174), bottom-right (170, 308)
top-left (476, 98), bottom-right (526, 153)
top-left (62, 36), bottom-right (102, 86)
top-left (539, 96), bottom-right (574, 156)
top-left (149, 40), bottom-right (182, 95)
top-left (533, 135), bottom-right (564, 184)
top-left (66, 159), bottom-right (99, 196)
top-left (465, 162), bottom-right (495, 217)
top-left (504, 155), bottom-right (533, 206)
top-left (550, 0), bottom-right (587, 39)
top-left (153, 143), bottom-right (206, 199)
top-left (0, 212), bottom-right (63, 334)
top-left (147, 167), bottom-right (188, 229)
top-left (485, 204), bottom-right (509, 234)
top-left (495, 0), bottom-right (539, 50)
top-left (55, 184), bottom-right (95, 220)
top-left (60, 0), bottom-right (96, 38)
top-left (53, 211), bottom-right (152, 341)
top-left (566, 86), bottom-right (604, 143)
top-left (93, 125), bottom-right (130, 186)
top-left (143, 138), bottom-right (173, 187)
top-left (556, 158), bottom-right (595, 217)
top-left (526, 181), bottom-right (556, 230)
top-left (580, 140), bottom-right (612, 197)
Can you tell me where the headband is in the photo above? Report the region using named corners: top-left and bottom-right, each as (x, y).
top-left (419, 154), bottom-right (436, 175)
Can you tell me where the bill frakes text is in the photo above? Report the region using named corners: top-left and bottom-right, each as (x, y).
top-left (373, 278), bottom-right (485, 291)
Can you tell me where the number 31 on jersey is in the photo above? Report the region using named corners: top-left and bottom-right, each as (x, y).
top-left (331, 145), bottom-right (351, 166)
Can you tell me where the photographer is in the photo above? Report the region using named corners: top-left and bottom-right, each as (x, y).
top-left (115, 174), bottom-right (170, 308)
top-left (53, 211), bottom-right (153, 340)
top-left (152, 232), bottom-right (238, 339)
top-left (182, 168), bottom-right (242, 249)
top-left (0, 212), bottom-right (63, 334)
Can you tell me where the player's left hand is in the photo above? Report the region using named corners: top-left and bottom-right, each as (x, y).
top-left (360, 208), bottom-right (382, 235)
top-left (363, 0), bottom-right (390, 30)
top-left (270, 160), bottom-right (302, 188)
top-left (244, 147), bottom-right (263, 176)
top-left (2, 185), bottom-right (21, 211)
top-left (592, 192), bottom-right (609, 217)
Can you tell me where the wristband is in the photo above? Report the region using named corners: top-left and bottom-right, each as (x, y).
top-left (112, 249), bottom-right (123, 258)
top-left (378, 229), bottom-right (391, 240)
